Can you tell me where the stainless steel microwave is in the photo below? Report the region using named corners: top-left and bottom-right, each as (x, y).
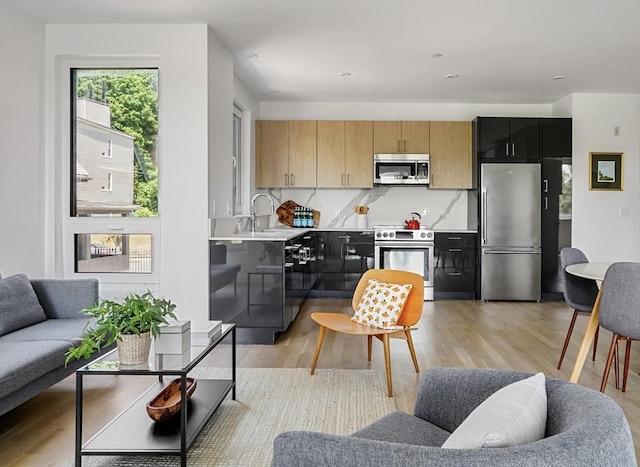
top-left (373, 154), bottom-right (430, 185)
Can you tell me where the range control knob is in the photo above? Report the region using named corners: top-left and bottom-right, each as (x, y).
top-left (382, 232), bottom-right (388, 238)
top-left (420, 231), bottom-right (427, 238)
top-left (389, 232), bottom-right (395, 238)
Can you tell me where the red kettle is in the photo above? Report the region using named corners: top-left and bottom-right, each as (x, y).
top-left (405, 212), bottom-right (421, 230)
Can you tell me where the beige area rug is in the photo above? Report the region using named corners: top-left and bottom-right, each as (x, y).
top-left (73, 367), bottom-right (397, 466)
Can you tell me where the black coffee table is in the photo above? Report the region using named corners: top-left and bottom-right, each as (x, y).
top-left (75, 323), bottom-right (236, 466)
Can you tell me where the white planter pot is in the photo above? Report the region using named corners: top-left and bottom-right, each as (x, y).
top-left (117, 331), bottom-right (152, 364)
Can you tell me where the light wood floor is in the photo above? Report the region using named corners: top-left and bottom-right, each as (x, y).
top-left (1, 299), bottom-right (638, 465)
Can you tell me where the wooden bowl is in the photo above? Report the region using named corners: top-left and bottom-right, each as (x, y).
top-left (146, 377), bottom-right (197, 422)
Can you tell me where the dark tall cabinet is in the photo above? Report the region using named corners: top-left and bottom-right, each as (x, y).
top-left (541, 118), bottom-right (572, 299)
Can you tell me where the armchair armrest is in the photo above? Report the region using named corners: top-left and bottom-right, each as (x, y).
top-left (29, 278), bottom-right (99, 319)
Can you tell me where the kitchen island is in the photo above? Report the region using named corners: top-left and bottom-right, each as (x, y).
top-left (209, 229), bottom-right (317, 344)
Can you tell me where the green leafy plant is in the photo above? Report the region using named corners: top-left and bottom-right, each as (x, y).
top-left (65, 290), bottom-right (177, 365)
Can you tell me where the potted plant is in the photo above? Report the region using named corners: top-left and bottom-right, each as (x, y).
top-left (66, 290), bottom-right (177, 365)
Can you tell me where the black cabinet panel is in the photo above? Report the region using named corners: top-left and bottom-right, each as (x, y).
top-left (434, 232), bottom-right (476, 299)
top-left (476, 117), bottom-right (540, 162)
top-left (542, 118), bottom-right (572, 158)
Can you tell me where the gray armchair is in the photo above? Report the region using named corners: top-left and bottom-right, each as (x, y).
top-left (273, 368), bottom-right (636, 466)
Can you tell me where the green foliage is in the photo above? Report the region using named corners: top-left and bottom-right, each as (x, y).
top-left (76, 69), bottom-right (159, 216)
top-left (65, 290), bottom-right (177, 365)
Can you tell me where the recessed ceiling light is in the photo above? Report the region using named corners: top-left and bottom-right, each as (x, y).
top-left (339, 72), bottom-right (352, 77)
top-left (552, 75), bottom-right (566, 80)
top-left (246, 53), bottom-right (258, 59)
top-left (445, 74), bottom-right (459, 79)
top-left (432, 53), bottom-right (443, 58)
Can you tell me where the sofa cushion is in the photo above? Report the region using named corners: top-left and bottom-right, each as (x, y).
top-left (0, 274), bottom-right (47, 337)
top-left (442, 372), bottom-right (547, 449)
top-left (351, 279), bottom-right (412, 329)
top-left (352, 410), bottom-right (450, 447)
top-left (0, 340), bottom-right (71, 398)
top-left (0, 318), bottom-right (93, 345)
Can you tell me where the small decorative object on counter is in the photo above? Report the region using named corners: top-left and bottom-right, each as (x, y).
top-left (355, 205), bottom-right (369, 229)
top-left (276, 200), bottom-right (321, 228)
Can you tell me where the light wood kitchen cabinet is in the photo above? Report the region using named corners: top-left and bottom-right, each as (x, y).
top-left (373, 121), bottom-right (429, 153)
top-left (429, 121), bottom-right (472, 189)
top-left (256, 120), bottom-right (317, 188)
top-left (317, 121), bottom-right (373, 188)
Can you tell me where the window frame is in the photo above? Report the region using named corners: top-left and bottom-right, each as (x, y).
top-left (59, 57), bottom-right (161, 284)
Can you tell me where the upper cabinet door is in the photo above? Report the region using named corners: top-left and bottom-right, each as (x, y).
top-left (509, 118), bottom-right (540, 161)
top-left (373, 121), bottom-right (402, 153)
top-left (541, 118), bottom-right (572, 158)
top-left (430, 121), bottom-right (471, 189)
top-left (317, 120), bottom-right (346, 188)
top-left (401, 121), bottom-right (430, 153)
top-left (477, 117), bottom-right (509, 160)
top-left (257, 120), bottom-right (289, 188)
top-left (288, 120), bottom-right (317, 187)
top-left (345, 121), bottom-right (373, 188)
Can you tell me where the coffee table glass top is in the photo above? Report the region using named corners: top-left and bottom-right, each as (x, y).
top-left (80, 323), bottom-right (234, 374)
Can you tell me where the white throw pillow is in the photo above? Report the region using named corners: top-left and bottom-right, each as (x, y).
top-left (351, 279), bottom-right (412, 330)
top-left (441, 372), bottom-right (547, 449)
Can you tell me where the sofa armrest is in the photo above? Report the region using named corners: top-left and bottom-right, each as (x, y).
top-left (29, 279), bottom-right (99, 319)
top-left (413, 367), bottom-right (533, 432)
top-left (272, 430), bottom-right (589, 467)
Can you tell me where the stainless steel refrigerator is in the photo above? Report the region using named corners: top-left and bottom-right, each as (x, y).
top-left (480, 163), bottom-right (541, 301)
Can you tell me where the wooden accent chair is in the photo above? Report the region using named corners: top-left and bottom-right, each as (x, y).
top-left (599, 262), bottom-right (640, 393)
top-left (309, 269), bottom-right (424, 397)
top-left (557, 247), bottom-right (600, 369)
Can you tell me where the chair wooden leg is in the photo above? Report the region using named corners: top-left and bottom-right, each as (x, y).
top-left (382, 333), bottom-right (392, 397)
top-left (622, 339), bottom-right (632, 393)
top-left (614, 339), bottom-right (620, 389)
top-left (557, 310), bottom-right (578, 369)
top-left (405, 329), bottom-right (420, 373)
top-left (600, 334), bottom-right (619, 392)
top-left (310, 326), bottom-right (327, 375)
top-left (592, 325), bottom-right (599, 361)
top-left (367, 335), bottom-right (373, 362)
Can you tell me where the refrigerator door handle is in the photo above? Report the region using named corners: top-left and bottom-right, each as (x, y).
top-left (482, 188), bottom-right (488, 245)
top-left (483, 250), bottom-right (541, 254)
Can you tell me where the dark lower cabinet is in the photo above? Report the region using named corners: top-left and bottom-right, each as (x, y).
top-left (434, 232), bottom-right (476, 299)
top-left (209, 234), bottom-right (317, 344)
top-left (311, 230), bottom-right (374, 297)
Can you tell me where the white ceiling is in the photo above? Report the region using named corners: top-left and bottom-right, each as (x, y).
top-left (5, 0), bottom-right (640, 104)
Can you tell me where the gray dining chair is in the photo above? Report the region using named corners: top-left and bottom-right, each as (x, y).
top-left (599, 262), bottom-right (640, 393)
top-left (557, 247), bottom-right (601, 369)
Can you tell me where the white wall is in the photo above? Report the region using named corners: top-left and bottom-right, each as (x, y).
top-left (43, 23), bottom-right (216, 322)
top-left (0, 7), bottom-right (46, 277)
top-left (571, 93), bottom-right (640, 262)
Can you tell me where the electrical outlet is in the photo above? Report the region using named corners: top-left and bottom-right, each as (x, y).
top-left (335, 207), bottom-right (341, 215)
top-left (422, 208), bottom-right (430, 216)
top-left (614, 126), bottom-right (620, 136)
top-left (620, 207), bottom-right (630, 218)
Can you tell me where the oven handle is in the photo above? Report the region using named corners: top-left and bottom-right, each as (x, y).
top-left (375, 241), bottom-right (434, 248)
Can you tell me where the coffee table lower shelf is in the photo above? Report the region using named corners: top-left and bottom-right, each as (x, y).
top-left (81, 378), bottom-right (233, 458)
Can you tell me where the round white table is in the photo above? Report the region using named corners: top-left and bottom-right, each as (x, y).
top-left (565, 262), bottom-right (612, 383)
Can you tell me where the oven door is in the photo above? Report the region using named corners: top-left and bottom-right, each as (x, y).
top-left (374, 241), bottom-right (434, 299)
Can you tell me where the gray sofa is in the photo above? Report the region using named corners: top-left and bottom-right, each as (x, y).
top-left (0, 274), bottom-right (114, 416)
top-left (273, 367), bottom-right (637, 466)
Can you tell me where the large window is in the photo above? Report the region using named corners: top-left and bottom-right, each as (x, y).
top-left (67, 67), bottom-right (159, 277)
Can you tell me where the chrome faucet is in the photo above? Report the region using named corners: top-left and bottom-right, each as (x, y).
top-left (250, 193), bottom-right (275, 232)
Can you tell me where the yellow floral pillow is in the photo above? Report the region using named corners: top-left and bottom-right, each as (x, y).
top-left (351, 279), bottom-right (413, 329)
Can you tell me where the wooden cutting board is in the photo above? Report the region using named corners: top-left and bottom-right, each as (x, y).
top-left (276, 200), bottom-right (320, 227)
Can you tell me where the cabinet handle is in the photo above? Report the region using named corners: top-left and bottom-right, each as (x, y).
top-left (285, 173), bottom-right (289, 186)
top-left (397, 140), bottom-right (401, 152)
top-left (505, 142), bottom-right (509, 156)
top-left (512, 143), bottom-right (515, 156)
top-left (448, 236), bottom-right (462, 240)
top-left (341, 174), bottom-right (345, 186)
top-left (347, 174), bottom-right (351, 186)
top-left (543, 179), bottom-right (548, 193)
top-left (447, 272), bottom-right (462, 276)
top-left (290, 173), bottom-right (295, 186)
top-left (544, 197), bottom-right (548, 211)
top-left (448, 248), bottom-right (462, 252)
top-left (403, 140), bottom-right (407, 153)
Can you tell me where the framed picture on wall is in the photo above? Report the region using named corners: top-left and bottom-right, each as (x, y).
top-left (589, 152), bottom-right (624, 191)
